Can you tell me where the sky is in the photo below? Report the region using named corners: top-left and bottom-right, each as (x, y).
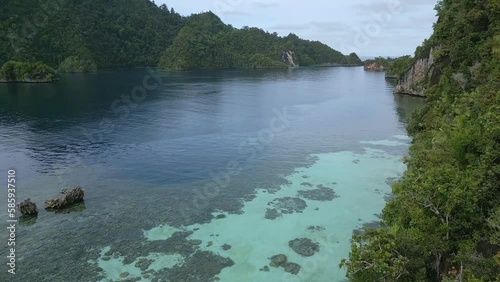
top-left (156, 0), bottom-right (439, 58)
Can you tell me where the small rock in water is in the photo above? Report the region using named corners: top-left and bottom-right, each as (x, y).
top-left (45, 187), bottom-right (85, 210)
top-left (221, 244), bottom-right (231, 250)
top-left (216, 214), bottom-right (226, 219)
top-left (17, 198), bottom-right (38, 216)
top-left (206, 241), bottom-right (213, 247)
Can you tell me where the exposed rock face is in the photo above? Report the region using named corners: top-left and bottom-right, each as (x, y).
top-left (394, 47), bottom-right (438, 97)
top-left (45, 187), bottom-right (85, 210)
top-left (282, 50), bottom-right (298, 67)
top-left (364, 62), bottom-right (386, 72)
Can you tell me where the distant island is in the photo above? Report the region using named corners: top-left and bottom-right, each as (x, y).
top-left (0, 0), bottom-right (362, 79)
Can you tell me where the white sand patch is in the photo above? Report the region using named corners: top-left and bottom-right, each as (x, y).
top-left (143, 224), bottom-right (184, 241)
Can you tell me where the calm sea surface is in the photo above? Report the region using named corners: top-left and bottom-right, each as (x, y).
top-left (0, 67), bottom-right (424, 281)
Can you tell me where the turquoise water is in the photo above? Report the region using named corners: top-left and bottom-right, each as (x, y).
top-left (0, 67), bottom-right (424, 281)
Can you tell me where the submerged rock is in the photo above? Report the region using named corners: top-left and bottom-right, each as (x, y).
top-left (269, 254), bottom-right (287, 267)
top-left (120, 272), bottom-right (129, 278)
top-left (162, 250), bottom-right (234, 281)
top-left (298, 185), bottom-right (338, 201)
top-left (221, 244), bottom-right (231, 251)
top-left (283, 262), bottom-right (301, 275)
top-left (268, 197), bottom-right (307, 214)
top-left (307, 226), bottom-right (325, 231)
top-left (17, 198), bottom-right (38, 217)
top-left (265, 208), bottom-right (281, 220)
top-left (259, 265), bottom-right (270, 272)
top-left (45, 187), bottom-right (85, 210)
top-left (288, 238), bottom-right (320, 257)
top-left (190, 240), bottom-right (203, 246)
top-left (135, 258), bottom-right (153, 271)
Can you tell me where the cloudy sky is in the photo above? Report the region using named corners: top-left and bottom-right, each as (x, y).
top-left (157, 0), bottom-right (439, 58)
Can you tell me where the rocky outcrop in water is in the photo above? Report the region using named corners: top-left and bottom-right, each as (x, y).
top-left (394, 47), bottom-right (439, 97)
top-left (45, 187), bottom-right (85, 210)
top-left (17, 198), bottom-right (38, 216)
top-left (364, 62), bottom-right (386, 72)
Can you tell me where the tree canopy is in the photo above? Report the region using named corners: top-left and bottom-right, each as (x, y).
top-left (342, 0), bottom-right (500, 281)
top-left (0, 1), bottom-right (361, 71)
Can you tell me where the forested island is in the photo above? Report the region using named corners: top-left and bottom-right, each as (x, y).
top-left (342, 0), bottom-right (500, 281)
top-left (0, 0), bottom-right (361, 77)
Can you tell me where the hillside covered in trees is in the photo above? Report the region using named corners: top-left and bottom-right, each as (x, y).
top-left (159, 12), bottom-right (362, 70)
top-left (342, 0), bottom-right (499, 281)
top-left (0, 0), bottom-right (361, 71)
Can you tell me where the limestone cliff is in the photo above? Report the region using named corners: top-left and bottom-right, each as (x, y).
top-left (364, 62), bottom-right (386, 72)
top-left (394, 47), bottom-right (438, 97)
top-left (282, 51), bottom-right (298, 67)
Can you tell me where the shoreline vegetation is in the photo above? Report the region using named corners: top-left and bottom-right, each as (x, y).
top-left (343, 0), bottom-right (500, 281)
top-left (0, 2), bottom-right (362, 82)
top-left (0, 61), bottom-right (56, 83)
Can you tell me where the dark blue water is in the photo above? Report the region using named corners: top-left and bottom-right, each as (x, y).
top-left (0, 67), bottom-right (423, 281)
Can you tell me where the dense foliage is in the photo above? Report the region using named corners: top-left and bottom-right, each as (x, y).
top-left (0, 0), bottom-right (184, 69)
top-left (0, 61), bottom-right (55, 81)
top-left (385, 56), bottom-right (413, 79)
top-left (0, 1), bottom-right (360, 71)
top-left (342, 0), bottom-right (500, 281)
top-left (159, 12), bottom-right (362, 70)
top-left (58, 56), bottom-right (97, 73)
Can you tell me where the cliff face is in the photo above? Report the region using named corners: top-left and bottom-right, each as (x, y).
top-left (282, 51), bottom-right (298, 67)
top-left (364, 62), bottom-right (386, 71)
top-left (394, 48), bottom-right (437, 97)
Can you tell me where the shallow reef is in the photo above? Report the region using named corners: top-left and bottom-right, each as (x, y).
top-left (288, 238), bottom-right (320, 257)
top-left (268, 197), bottom-right (307, 214)
top-left (297, 185), bottom-right (339, 201)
